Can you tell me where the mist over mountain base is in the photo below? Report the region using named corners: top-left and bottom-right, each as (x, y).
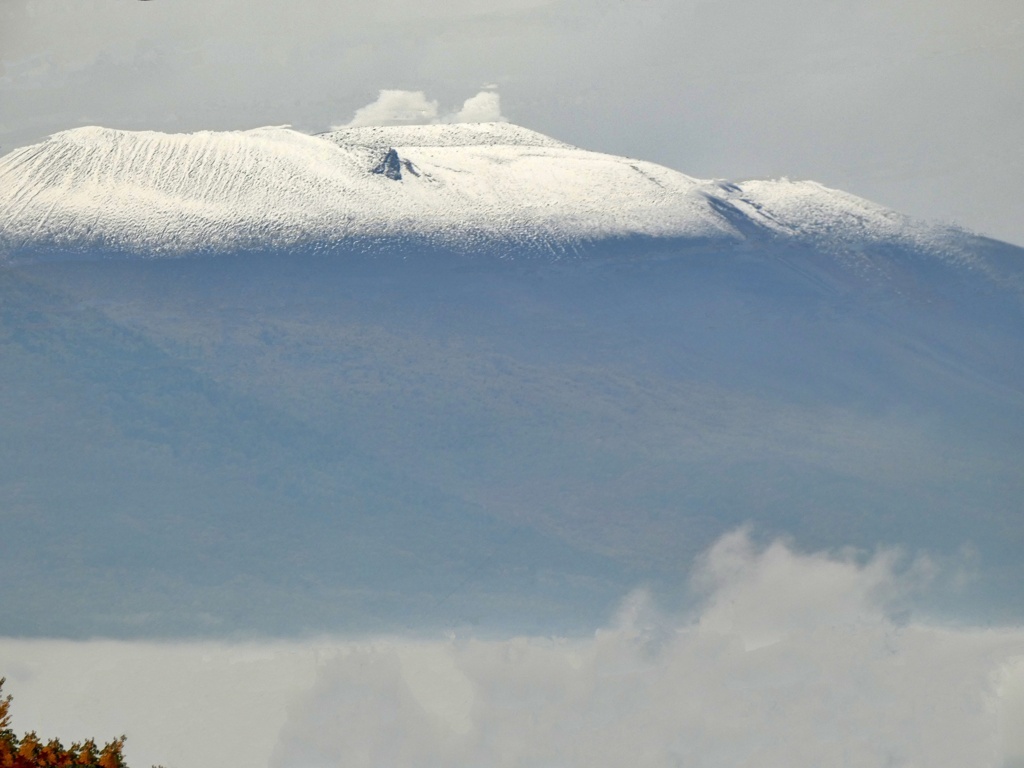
top-left (1, 531), bottom-right (1022, 768)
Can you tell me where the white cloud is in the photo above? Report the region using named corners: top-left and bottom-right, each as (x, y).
top-left (692, 528), bottom-right (937, 650)
top-left (337, 89), bottom-right (507, 129)
top-left (444, 90), bottom-right (506, 124)
top-left (1001, 656), bottom-right (1024, 765)
top-left (1, 530), bottom-right (1022, 768)
top-left (342, 89), bottom-right (440, 127)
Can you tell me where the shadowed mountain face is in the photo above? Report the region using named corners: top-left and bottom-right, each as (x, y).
top-left (2, 236), bottom-right (1022, 638)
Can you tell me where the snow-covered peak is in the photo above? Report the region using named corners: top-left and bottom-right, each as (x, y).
top-left (699, 178), bottom-right (958, 257)
top-left (0, 121), bottom-right (982, 263)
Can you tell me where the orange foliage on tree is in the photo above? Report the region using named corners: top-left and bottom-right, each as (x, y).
top-left (0, 679), bottom-right (129, 768)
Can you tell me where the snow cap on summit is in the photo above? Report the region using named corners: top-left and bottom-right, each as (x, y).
top-left (0, 118), bottom-right (993, 264)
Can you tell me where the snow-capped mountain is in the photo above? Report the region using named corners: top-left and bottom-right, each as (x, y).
top-left (1, 120), bottom-right (1023, 639)
top-left (0, 122), bottom-right (975, 261)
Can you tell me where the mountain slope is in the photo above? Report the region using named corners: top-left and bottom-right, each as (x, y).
top-left (3, 242), bottom-right (1023, 637)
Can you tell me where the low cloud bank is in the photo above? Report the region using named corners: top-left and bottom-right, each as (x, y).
top-left (2, 530), bottom-right (1021, 768)
top-left (337, 88), bottom-right (507, 128)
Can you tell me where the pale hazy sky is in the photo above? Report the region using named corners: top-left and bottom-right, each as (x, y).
top-left (1, 0), bottom-right (1022, 244)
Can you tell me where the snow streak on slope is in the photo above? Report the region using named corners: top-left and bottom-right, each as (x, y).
top-left (0, 122), bottom-right (969, 261)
